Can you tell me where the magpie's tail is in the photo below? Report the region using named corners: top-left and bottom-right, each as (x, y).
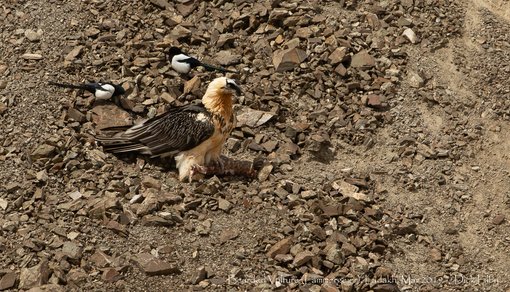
top-left (200, 62), bottom-right (238, 74)
top-left (48, 81), bottom-right (95, 93)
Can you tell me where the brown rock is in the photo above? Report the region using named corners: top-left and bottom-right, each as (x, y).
top-left (191, 266), bottom-right (207, 285)
top-left (218, 198), bottom-right (232, 212)
top-left (350, 50), bottom-right (375, 68)
top-left (217, 33), bottom-right (236, 48)
top-left (269, 9), bottom-right (289, 23)
top-left (236, 109), bottom-right (275, 128)
top-left (373, 283), bottom-right (399, 292)
top-left (171, 25), bottom-right (191, 40)
top-left (321, 282), bottom-right (340, 292)
top-left (324, 243), bottom-right (342, 265)
top-left (157, 193), bottom-right (182, 205)
top-left (408, 71), bottom-right (425, 88)
top-left (219, 228), bottom-right (239, 244)
top-left (89, 250), bottom-right (113, 268)
top-left (332, 180), bottom-right (359, 196)
top-left (84, 27), bottom-right (100, 37)
top-left (366, 94), bottom-right (385, 109)
top-left (22, 53), bottom-right (43, 60)
top-left (401, 0), bottom-right (414, 7)
top-left (26, 284), bottom-right (65, 292)
top-left (430, 248), bottom-right (442, 261)
top-left (25, 29), bottom-right (43, 42)
top-left (133, 57), bottom-right (149, 67)
top-left (444, 224), bottom-right (459, 235)
top-left (137, 191), bottom-right (159, 216)
top-left (5, 183), bottom-right (19, 193)
top-left (374, 266), bottom-right (393, 279)
top-left (150, 0), bottom-right (171, 9)
top-left (273, 47), bottom-right (307, 72)
top-left (0, 198), bottom-right (7, 210)
top-left (31, 144), bottom-right (56, 160)
top-left (320, 204), bottom-right (344, 217)
top-left (340, 279), bottom-right (355, 291)
top-left (492, 214), bottom-right (505, 225)
top-left (329, 47), bottom-right (348, 65)
top-left (266, 237), bottom-right (293, 258)
top-left (214, 50), bottom-right (241, 66)
top-left (105, 220), bottom-right (128, 235)
top-left (0, 102), bottom-right (7, 114)
top-left (292, 251), bottom-right (313, 267)
top-left (164, 15), bottom-right (183, 27)
top-left (397, 17), bottom-right (412, 27)
top-left (300, 190), bottom-right (317, 199)
top-left (160, 92), bottom-right (176, 104)
top-left (141, 176), bottom-right (162, 190)
top-left (66, 108), bottom-right (86, 122)
top-left (132, 253), bottom-right (180, 276)
top-left (261, 140), bottom-right (278, 152)
top-left (176, 1), bottom-right (197, 17)
top-left (62, 242), bottom-right (82, 260)
top-left (403, 28), bottom-right (418, 44)
top-left (141, 215), bottom-right (174, 226)
top-left (341, 243), bottom-right (357, 256)
top-left (257, 164), bottom-right (273, 182)
top-left (366, 13), bottom-right (381, 30)
top-left (0, 272), bottom-right (17, 290)
top-left (394, 222), bottom-right (417, 235)
top-left (301, 273), bottom-right (323, 284)
top-left (19, 260), bottom-right (50, 289)
top-left (183, 75), bottom-right (201, 95)
top-left (334, 63), bottom-right (347, 76)
top-left (92, 104), bottom-right (132, 129)
top-left (65, 46), bottom-right (83, 61)
top-left (66, 268), bottom-right (87, 286)
top-left (274, 254), bottom-right (293, 263)
top-left (101, 268), bottom-right (121, 283)
top-left (295, 27), bottom-right (313, 39)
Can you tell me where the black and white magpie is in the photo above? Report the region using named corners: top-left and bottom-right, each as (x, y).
top-left (48, 81), bottom-right (125, 100)
top-left (167, 47), bottom-right (238, 74)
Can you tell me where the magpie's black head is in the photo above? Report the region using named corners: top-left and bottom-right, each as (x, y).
top-left (113, 84), bottom-right (126, 96)
top-left (167, 47), bottom-right (183, 59)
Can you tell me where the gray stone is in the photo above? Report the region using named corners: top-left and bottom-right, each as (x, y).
top-left (266, 237), bottom-right (293, 258)
top-left (273, 47), bottom-right (307, 72)
top-left (133, 253), bottom-right (180, 276)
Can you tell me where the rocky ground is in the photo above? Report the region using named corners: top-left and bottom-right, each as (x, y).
top-left (0, 0), bottom-right (509, 291)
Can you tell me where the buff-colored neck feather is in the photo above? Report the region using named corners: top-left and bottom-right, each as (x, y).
top-left (202, 89), bottom-right (233, 119)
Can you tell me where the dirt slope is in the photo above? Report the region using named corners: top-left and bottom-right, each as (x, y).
top-left (0, 0), bottom-right (508, 291)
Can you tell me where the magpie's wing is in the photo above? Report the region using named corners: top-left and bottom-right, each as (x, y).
top-left (96, 83), bottom-right (112, 92)
top-left (177, 56), bottom-right (202, 68)
top-left (96, 104), bottom-right (215, 157)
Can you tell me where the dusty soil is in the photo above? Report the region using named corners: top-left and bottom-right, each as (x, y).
top-left (0, 0), bottom-right (509, 291)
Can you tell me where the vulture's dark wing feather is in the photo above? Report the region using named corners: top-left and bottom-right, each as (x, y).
top-left (96, 104), bottom-right (215, 157)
